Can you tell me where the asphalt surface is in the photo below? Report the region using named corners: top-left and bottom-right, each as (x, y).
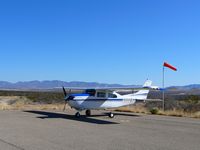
top-left (0, 110), bottom-right (199, 150)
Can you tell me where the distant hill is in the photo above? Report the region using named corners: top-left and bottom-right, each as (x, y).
top-left (167, 84), bottom-right (200, 90)
top-left (0, 80), bottom-right (200, 90)
top-left (0, 80), bottom-right (139, 90)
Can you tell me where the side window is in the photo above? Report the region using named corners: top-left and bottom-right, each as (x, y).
top-left (108, 93), bottom-right (117, 98)
top-left (97, 92), bottom-right (106, 98)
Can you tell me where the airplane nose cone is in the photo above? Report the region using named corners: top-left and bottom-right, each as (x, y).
top-left (67, 95), bottom-right (74, 101)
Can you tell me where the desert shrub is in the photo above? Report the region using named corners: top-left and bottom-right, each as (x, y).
top-left (150, 107), bottom-right (159, 114)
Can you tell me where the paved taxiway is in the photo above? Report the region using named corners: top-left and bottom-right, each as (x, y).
top-left (0, 110), bottom-right (199, 150)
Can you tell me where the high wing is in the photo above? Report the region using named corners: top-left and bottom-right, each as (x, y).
top-left (56, 80), bottom-right (161, 92)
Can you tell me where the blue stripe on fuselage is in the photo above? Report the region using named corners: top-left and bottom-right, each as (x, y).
top-left (71, 94), bottom-right (90, 96)
top-left (69, 98), bottom-right (123, 101)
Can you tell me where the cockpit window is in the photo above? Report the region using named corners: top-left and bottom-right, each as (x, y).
top-left (108, 93), bottom-right (117, 98)
top-left (97, 92), bottom-right (106, 98)
top-left (85, 89), bottom-right (96, 96)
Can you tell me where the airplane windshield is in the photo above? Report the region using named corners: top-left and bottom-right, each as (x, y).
top-left (85, 89), bottom-right (96, 96)
top-left (108, 93), bottom-right (117, 98)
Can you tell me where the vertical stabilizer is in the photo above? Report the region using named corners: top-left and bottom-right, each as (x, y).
top-left (143, 79), bottom-right (152, 88)
top-left (134, 80), bottom-right (152, 100)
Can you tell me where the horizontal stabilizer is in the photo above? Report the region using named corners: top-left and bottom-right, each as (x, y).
top-left (136, 99), bottom-right (163, 102)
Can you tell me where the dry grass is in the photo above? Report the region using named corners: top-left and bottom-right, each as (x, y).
top-left (13, 104), bottom-right (66, 111)
top-left (0, 103), bottom-right (12, 110)
top-left (0, 103), bottom-right (67, 111)
top-left (115, 105), bottom-right (149, 114)
top-left (115, 105), bottom-right (200, 119)
top-left (0, 96), bottom-right (67, 111)
top-left (158, 109), bottom-right (200, 118)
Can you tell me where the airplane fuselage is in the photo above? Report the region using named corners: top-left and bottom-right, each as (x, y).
top-left (68, 94), bottom-right (136, 110)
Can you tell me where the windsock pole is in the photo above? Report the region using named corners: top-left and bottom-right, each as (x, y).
top-left (162, 66), bottom-right (165, 111)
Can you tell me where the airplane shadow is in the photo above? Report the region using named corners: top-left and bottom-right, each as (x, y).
top-left (90, 112), bottom-right (141, 118)
top-left (107, 112), bottom-right (141, 117)
top-left (24, 110), bottom-right (120, 125)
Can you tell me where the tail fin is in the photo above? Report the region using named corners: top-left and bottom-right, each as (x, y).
top-left (134, 80), bottom-right (152, 100)
top-left (142, 79), bottom-right (152, 88)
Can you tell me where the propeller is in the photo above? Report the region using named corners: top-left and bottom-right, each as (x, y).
top-left (63, 86), bottom-right (67, 97)
top-left (62, 87), bottom-right (71, 111)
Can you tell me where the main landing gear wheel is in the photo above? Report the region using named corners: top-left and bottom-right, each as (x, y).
top-left (108, 112), bottom-right (114, 118)
top-left (85, 109), bottom-right (91, 116)
top-left (75, 112), bottom-right (81, 118)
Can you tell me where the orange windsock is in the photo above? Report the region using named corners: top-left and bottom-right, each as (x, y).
top-left (163, 62), bottom-right (177, 71)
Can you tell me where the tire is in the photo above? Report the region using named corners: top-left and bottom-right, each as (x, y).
top-left (85, 110), bottom-right (91, 116)
top-left (75, 112), bottom-right (80, 118)
top-left (109, 112), bottom-right (114, 118)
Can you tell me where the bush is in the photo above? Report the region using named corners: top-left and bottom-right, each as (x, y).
top-left (0, 90), bottom-right (64, 104)
top-left (150, 108), bottom-right (159, 114)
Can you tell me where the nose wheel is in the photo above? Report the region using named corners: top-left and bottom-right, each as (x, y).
top-left (85, 109), bottom-right (91, 116)
top-left (108, 112), bottom-right (114, 118)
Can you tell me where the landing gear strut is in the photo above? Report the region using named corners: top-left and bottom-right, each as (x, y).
top-left (75, 112), bottom-right (81, 118)
top-left (85, 109), bottom-right (91, 116)
top-left (108, 112), bottom-right (114, 118)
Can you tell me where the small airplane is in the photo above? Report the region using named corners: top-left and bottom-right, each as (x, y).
top-left (62, 80), bottom-right (160, 118)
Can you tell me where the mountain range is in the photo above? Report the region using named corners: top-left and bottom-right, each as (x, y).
top-left (0, 80), bottom-right (200, 90)
top-left (0, 80), bottom-right (140, 90)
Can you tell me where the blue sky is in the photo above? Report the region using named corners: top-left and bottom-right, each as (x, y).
top-left (0, 0), bottom-right (200, 86)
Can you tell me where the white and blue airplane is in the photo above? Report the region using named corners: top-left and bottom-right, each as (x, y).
top-left (62, 80), bottom-right (159, 118)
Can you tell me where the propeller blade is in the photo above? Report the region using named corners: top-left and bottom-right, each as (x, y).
top-left (62, 88), bottom-right (72, 111)
top-left (62, 86), bottom-right (67, 97)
